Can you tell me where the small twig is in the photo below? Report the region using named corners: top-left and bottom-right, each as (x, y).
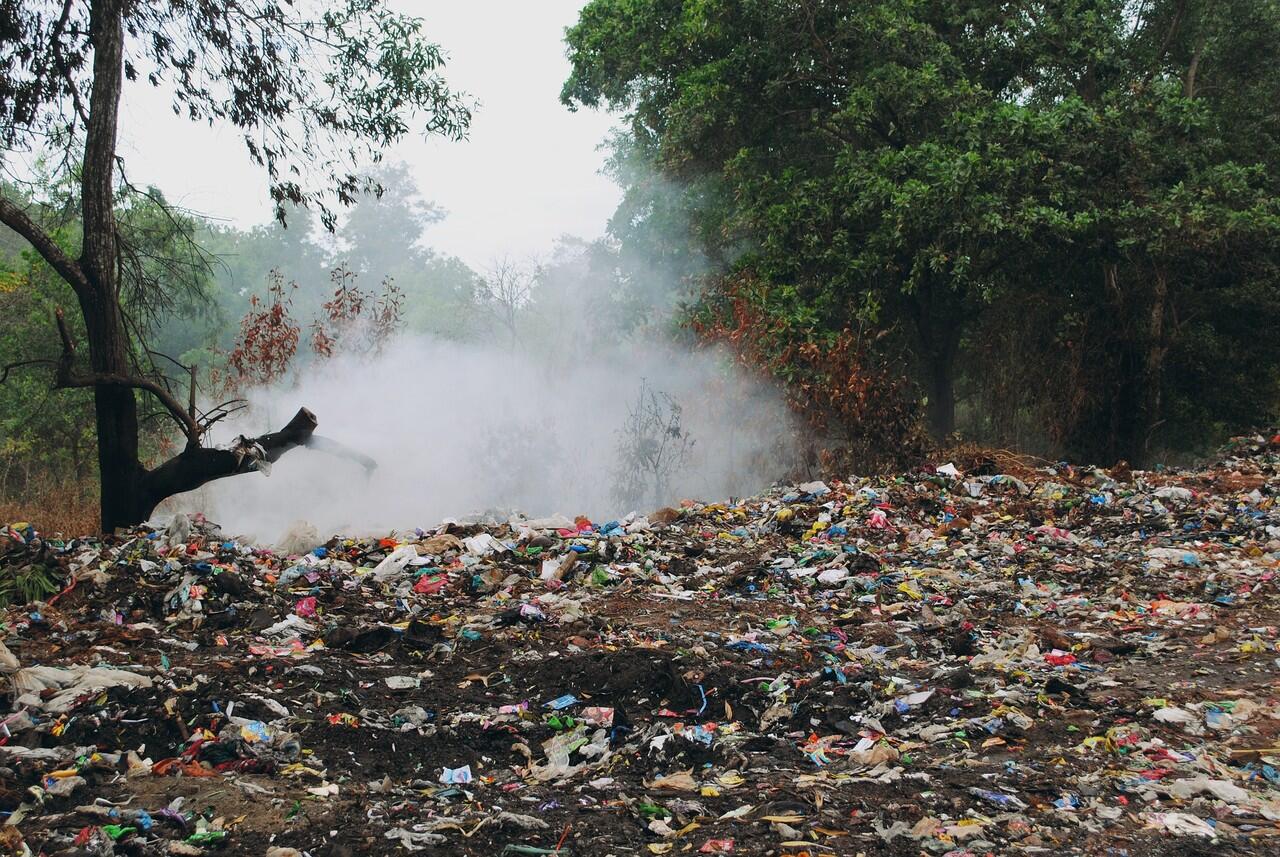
top-left (188, 364), bottom-right (197, 421)
top-left (0, 359), bottom-right (56, 384)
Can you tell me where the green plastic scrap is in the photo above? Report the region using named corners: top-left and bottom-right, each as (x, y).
top-left (637, 802), bottom-right (670, 819)
top-left (103, 824), bottom-right (135, 840)
top-left (432, 787), bottom-right (465, 800)
top-left (187, 831), bottom-right (228, 844)
top-left (545, 714), bottom-right (577, 730)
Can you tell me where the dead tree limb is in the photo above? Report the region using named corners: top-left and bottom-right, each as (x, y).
top-left (142, 407), bottom-right (319, 514)
top-left (19, 309), bottom-right (372, 527)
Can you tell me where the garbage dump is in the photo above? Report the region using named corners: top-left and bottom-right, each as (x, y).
top-left (0, 433), bottom-right (1278, 855)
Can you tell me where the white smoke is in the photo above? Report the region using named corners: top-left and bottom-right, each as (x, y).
top-left (171, 304), bottom-right (797, 542)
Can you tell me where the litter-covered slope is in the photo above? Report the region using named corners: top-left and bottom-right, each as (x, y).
top-left (1, 435), bottom-right (1279, 855)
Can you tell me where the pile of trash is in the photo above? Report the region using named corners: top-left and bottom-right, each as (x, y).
top-left (1, 433), bottom-right (1279, 856)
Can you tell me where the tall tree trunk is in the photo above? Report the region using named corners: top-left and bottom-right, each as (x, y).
top-left (909, 277), bottom-right (962, 442)
top-left (81, 0), bottom-right (142, 530)
top-left (0, 0), bottom-right (358, 532)
top-left (79, 289), bottom-right (145, 529)
top-left (926, 357), bottom-right (956, 440)
top-left (1134, 268), bottom-right (1168, 462)
top-left (1099, 264), bottom-right (1167, 466)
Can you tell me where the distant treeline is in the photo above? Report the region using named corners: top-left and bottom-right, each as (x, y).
top-left (6, 1), bottom-right (1280, 505)
top-left (0, 163), bottom-right (648, 501)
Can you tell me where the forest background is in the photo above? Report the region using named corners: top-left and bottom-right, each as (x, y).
top-left (3, 0), bottom-right (1279, 531)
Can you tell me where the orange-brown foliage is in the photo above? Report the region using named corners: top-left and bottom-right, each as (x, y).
top-left (692, 272), bottom-right (927, 475)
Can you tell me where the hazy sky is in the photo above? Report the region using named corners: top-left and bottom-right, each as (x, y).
top-left (115, 1), bottom-right (621, 270)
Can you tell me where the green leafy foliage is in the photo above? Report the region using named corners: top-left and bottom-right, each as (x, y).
top-left (0, 561), bottom-right (61, 608)
top-left (564, 0), bottom-right (1280, 464)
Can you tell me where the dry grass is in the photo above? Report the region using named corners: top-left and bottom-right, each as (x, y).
top-left (933, 439), bottom-right (1059, 481)
top-left (0, 480), bottom-right (99, 536)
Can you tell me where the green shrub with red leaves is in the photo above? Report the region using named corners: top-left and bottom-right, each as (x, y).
top-left (690, 270), bottom-right (926, 475)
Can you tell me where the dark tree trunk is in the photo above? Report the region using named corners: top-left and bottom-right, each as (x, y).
top-left (1140, 270), bottom-right (1168, 454)
top-left (137, 407), bottom-right (321, 522)
top-left (1119, 268), bottom-right (1168, 465)
top-left (926, 358), bottom-right (956, 440)
top-left (1084, 264), bottom-right (1167, 467)
top-left (908, 276), bottom-right (962, 442)
top-left (0, 0), bottom-right (369, 533)
top-left (78, 287), bottom-right (147, 529)
top-left (81, 0), bottom-right (143, 531)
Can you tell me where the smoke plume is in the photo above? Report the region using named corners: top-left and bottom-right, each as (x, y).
top-left (171, 250), bottom-right (797, 542)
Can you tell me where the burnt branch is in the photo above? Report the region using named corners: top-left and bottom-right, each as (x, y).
top-left (141, 407), bottom-right (319, 510)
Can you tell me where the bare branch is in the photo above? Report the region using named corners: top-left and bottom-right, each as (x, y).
top-left (143, 348), bottom-right (192, 375)
top-left (0, 193), bottom-right (89, 295)
top-left (52, 307), bottom-right (201, 444)
top-left (0, 359), bottom-right (56, 384)
top-left (188, 363), bottom-right (197, 421)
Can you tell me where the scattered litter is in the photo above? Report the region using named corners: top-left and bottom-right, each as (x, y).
top-left (1, 432), bottom-right (1279, 853)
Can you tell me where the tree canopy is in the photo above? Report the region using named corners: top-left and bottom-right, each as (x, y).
top-left (564, 0), bottom-right (1280, 464)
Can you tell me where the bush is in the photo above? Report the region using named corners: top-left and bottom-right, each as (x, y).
top-left (690, 270), bottom-right (927, 475)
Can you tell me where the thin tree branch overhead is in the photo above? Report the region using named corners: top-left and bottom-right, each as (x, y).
top-left (50, 308), bottom-right (201, 446)
top-left (0, 194), bottom-right (89, 296)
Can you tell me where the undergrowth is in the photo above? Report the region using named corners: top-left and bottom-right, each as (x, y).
top-left (0, 478), bottom-right (99, 536)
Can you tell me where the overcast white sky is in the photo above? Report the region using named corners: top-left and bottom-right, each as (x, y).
top-left (115, 1), bottom-right (621, 270)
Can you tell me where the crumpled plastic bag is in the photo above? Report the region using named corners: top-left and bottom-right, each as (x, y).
top-left (383, 828), bottom-right (446, 851)
top-left (1153, 706), bottom-right (1198, 726)
top-left (1163, 776), bottom-right (1250, 803)
top-left (1146, 546), bottom-right (1202, 567)
top-left (1154, 486), bottom-right (1195, 504)
top-left (645, 769), bottom-right (698, 791)
top-left (1141, 811), bottom-right (1216, 837)
top-left (463, 533), bottom-right (508, 556)
top-left (5, 642), bottom-right (153, 714)
top-left (372, 546), bottom-right (419, 581)
top-left (495, 811), bottom-right (549, 830)
top-left (511, 513), bottom-right (576, 532)
top-left (0, 744), bottom-right (95, 764)
top-left (526, 725), bottom-right (611, 782)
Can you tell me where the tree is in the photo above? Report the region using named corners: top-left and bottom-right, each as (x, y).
top-left (563, 0), bottom-right (1280, 462)
top-left (308, 263), bottom-right (404, 360)
top-left (0, 179), bottom-right (211, 494)
top-left (334, 161), bottom-right (481, 341)
top-left (476, 256), bottom-right (535, 347)
top-left (0, 0), bottom-right (471, 529)
top-left (336, 162), bottom-right (446, 276)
